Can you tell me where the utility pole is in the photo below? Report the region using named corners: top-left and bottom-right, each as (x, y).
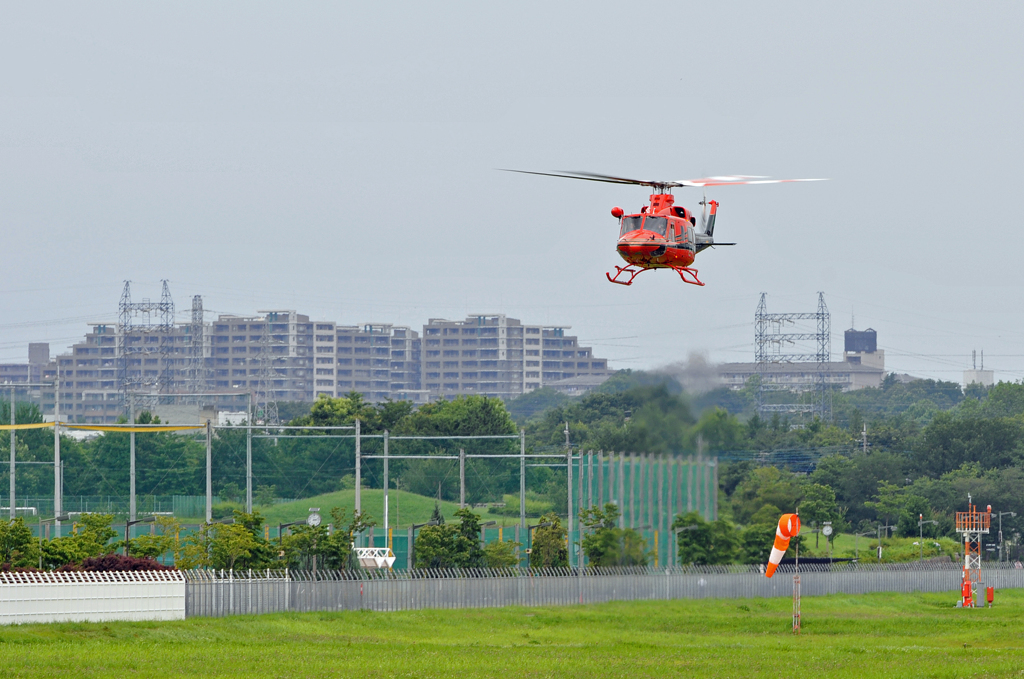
top-left (354, 419), bottom-right (361, 516)
top-left (459, 448), bottom-right (466, 508)
top-left (918, 513), bottom-right (938, 561)
top-left (519, 429), bottom-right (525, 532)
top-left (129, 393), bottom-right (136, 522)
top-left (565, 422), bottom-right (572, 568)
top-left (54, 366), bottom-right (61, 532)
top-left (9, 385), bottom-right (15, 520)
top-left (246, 393), bottom-right (253, 513)
top-left (383, 430), bottom-right (389, 536)
top-left (205, 419), bottom-right (212, 523)
top-left (862, 423), bottom-right (867, 455)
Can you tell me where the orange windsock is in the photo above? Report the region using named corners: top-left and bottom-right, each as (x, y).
top-left (765, 513), bottom-right (801, 578)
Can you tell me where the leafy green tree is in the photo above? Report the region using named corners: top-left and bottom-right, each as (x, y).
top-left (730, 466), bottom-right (803, 525)
top-left (453, 508), bottom-right (486, 568)
top-left (482, 540), bottom-right (521, 568)
top-left (212, 522), bottom-right (263, 570)
top-left (529, 512), bottom-right (568, 568)
top-left (865, 481), bottom-right (905, 527)
top-left (798, 484), bottom-right (842, 548)
top-left (413, 524), bottom-right (470, 568)
top-left (0, 518), bottom-right (38, 568)
top-left (579, 503), bottom-right (649, 567)
top-left (671, 511), bottom-right (738, 565)
top-left (128, 516), bottom-right (181, 561)
top-left (320, 507), bottom-right (374, 570)
top-left (254, 484), bottom-right (277, 508)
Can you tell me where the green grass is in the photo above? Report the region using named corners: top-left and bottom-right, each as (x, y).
top-left (253, 489), bottom-right (465, 528)
top-left (3, 591), bottom-right (1024, 677)
top-left (802, 533), bottom-right (961, 563)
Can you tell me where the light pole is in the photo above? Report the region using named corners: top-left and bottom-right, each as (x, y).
top-left (408, 519), bottom-right (438, 570)
top-left (995, 511), bottom-right (1016, 562)
top-left (876, 522), bottom-right (896, 562)
top-left (479, 520), bottom-right (497, 549)
top-left (918, 514), bottom-right (939, 562)
top-left (124, 516), bottom-right (156, 556)
top-left (38, 514), bottom-right (69, 568)
top-left (854, 530), bottom-right (874, 560)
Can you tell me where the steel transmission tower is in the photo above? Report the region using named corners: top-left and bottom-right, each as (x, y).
top-left (186, 295), bottom-right (207, 400)
top-left (755, 292), bottom-right (831, 421)
top-left (117, 280), bottom-right (175, 410)
top-left (252, 312), bottom-right (280, 426)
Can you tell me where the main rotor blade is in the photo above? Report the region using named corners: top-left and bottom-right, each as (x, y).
top-left (677, 176), bottom-right (828, 187)
top-left (499, 169), bottom-right (676, 187)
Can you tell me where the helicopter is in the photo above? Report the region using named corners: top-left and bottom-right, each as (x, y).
top-left (505, 170), bottom-right (826, 286)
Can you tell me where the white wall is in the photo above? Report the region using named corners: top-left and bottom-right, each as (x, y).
top-left (0, 571), bottom-right (185, 625)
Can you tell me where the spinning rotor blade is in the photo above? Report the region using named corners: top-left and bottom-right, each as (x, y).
top-left (677, 176), bottom-right (827, 187)
top-left (502, 169), bottom-right (828, 189)
top-left (499, 169), bottom-right (676, 188)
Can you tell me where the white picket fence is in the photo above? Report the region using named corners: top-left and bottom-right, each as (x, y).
top-left (0, 570), bottom-right (185, 625)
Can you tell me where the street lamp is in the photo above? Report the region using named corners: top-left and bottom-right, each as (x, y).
top-left (994, 511), bottom-right (1016, 562)
top-left (853, 530), bottom-right (874, 560)
top-left (125, 516), bottom-right (156, 556)
top-left (408, 520), bottom-right (438, 569)
top-left (480, 520), bottom-right (497, 548)
top-left (918, 514), bottom-right (939, 562)
top-left (38, 514), bottom-right (69, 568)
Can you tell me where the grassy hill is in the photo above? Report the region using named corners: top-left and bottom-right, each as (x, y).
top-left (225, 489), bottom-right (534, 529)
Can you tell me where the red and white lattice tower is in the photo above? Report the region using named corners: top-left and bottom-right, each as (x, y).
top-left (955, 498), bottom-right (991, 608)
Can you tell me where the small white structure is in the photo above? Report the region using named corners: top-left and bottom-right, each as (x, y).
top-left (355, 547), bottom-right (395, 569)
top-left (0, 570), bottom-right (185, 625)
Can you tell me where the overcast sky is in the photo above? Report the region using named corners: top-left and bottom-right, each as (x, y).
top-left (1, 3), bottom-right (1022, 384)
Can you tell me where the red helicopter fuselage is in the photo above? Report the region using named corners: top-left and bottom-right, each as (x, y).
top-left (608, 191), bottom-right (717, 286)
top-left (615, 192), bottom-right (696, 270)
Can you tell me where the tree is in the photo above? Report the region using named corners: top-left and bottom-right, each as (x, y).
top-left (579, 504), bottom-right (649, 567)
top-left (254, 485), bottom-right (277, 508)
top-left (453, 508), bottom-right (486, 568)
top-left (865, 481), bottom-right (905, 527)
top-left (798, 484), bottom-right (842, 548)
top-left (320, 507), bottom-right (374, 570)
top-left (730, 466), bottom-right (803, 525)
top-left (0, 518), bottom-right (38, 568)
top-left (482, 540), bottom-right (521, 568)
top-left (529, 512), bottom-right (568, 568)
top-left (671, 511), bottom-right (738, 566)
top-left (413, 524), bottom-right (470, 568)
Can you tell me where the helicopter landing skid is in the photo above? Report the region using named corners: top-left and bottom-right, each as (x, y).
top-left (605, 264), bottom-right (705, 286)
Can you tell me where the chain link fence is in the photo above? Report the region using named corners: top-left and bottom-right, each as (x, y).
top-left (183, 562), bottom-right (1024, 617)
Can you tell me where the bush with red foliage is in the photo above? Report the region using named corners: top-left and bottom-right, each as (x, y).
top-left (0, 563), bottom-right (42, 573)
top-left (57, 554), bottom-right (175, 572)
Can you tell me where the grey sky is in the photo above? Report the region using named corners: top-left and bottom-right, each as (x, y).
top-left (2, 3), bottom-right (1022, 383)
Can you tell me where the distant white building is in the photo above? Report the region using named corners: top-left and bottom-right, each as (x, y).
top-left (718, 328), bottom-right (886, 392)
top-left (964, 350), bottom-right (994, 387)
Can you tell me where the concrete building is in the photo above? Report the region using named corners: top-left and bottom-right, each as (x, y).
top-left (964, 350), bottom-right (994, 387)
top-left (420, 315), bottom-right (611, 401)
top-left (719, 327), bottom-right (886, 392)
top-left (9, 307), bottom-right (610, 423)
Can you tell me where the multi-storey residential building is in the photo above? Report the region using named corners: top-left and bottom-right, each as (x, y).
top-left (421, 315), bottom-right (611, 401)
top-left (5, 306), bottom-right (611, 423)
top-left (312, 323), bottom-right (426, 403)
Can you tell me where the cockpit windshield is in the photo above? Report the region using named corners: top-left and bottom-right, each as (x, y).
top-left (619, 215), bottom-right (668, 237)
top-left (620, 216), bottom-right (643, 236)
top-left (643, 216), bottom-right (668, 236)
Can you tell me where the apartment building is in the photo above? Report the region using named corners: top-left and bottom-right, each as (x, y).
top-left (312, 323), bottom-right (427, 404)
top-left (4, 308), bottom-right (612, 423)
top-left (421, 315), bottom-right (611, 401)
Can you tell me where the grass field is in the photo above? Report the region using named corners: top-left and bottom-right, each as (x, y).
top-left (3, 590), bottom-right (1023, 678)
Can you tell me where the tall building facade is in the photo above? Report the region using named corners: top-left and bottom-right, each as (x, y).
top-left (421, 315), bottom-right (610, 400)
top-left (2, 305), bottom-right (611, 423)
